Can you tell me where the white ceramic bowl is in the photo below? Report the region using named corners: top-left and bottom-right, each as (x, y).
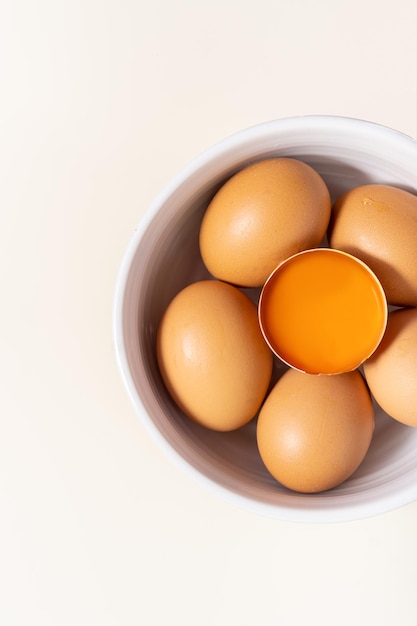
top-left (113, 116), bottom-right (417, 523)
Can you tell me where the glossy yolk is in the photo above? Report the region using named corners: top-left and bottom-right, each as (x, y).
top-left (259, 249), bottom-right (387, 374)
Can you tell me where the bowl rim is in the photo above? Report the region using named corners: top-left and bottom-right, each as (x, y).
top-left (113, 115), bottom-right (417, 523)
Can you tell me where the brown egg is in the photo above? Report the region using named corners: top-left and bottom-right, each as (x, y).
top-left (157, 280), bottom-right (273, 431)
top-left (256, 369), bottom-right (374, 493)
top-left (199, 158), bottom-right (331, 287)
top-left (329, 184), bottom-right (417, 306)
top-left (364, 307), bottom-right (417, 427)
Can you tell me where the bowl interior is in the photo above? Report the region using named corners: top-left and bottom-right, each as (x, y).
top-left (115, 117), bottom-right (417, 522)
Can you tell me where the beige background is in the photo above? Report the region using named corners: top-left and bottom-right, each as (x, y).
top-left (1, 1), bottom-right (417, 624)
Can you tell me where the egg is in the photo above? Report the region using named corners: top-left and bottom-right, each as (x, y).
top-left (199, 158), bottom-right (331, 288)
top-left (329, 184), bottom-right (417, 306)
top-left (256, 368), bottom-right (375, 493)
top-left (363, 307), bottom-right (417, 427)
top-left (157, 280), bottom-right (273, 431)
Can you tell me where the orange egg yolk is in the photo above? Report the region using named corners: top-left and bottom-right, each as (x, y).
top-left (259, 248), bottom-right (387, 375)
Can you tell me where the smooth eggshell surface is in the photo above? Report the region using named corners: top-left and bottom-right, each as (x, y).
top-left (157, 280), bottom-right (273, 431)
top-left (364, 307), bottom-right (417, 427)
top-left (199, 158), bottom-right (331, 287)
top-left (329, 184), bottom-right (417, 306)
top-left (256, 368), bottom-right (375, 493)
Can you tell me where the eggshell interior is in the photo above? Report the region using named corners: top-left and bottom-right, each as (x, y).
top-left (258, 248), bottom-right (387, 375)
